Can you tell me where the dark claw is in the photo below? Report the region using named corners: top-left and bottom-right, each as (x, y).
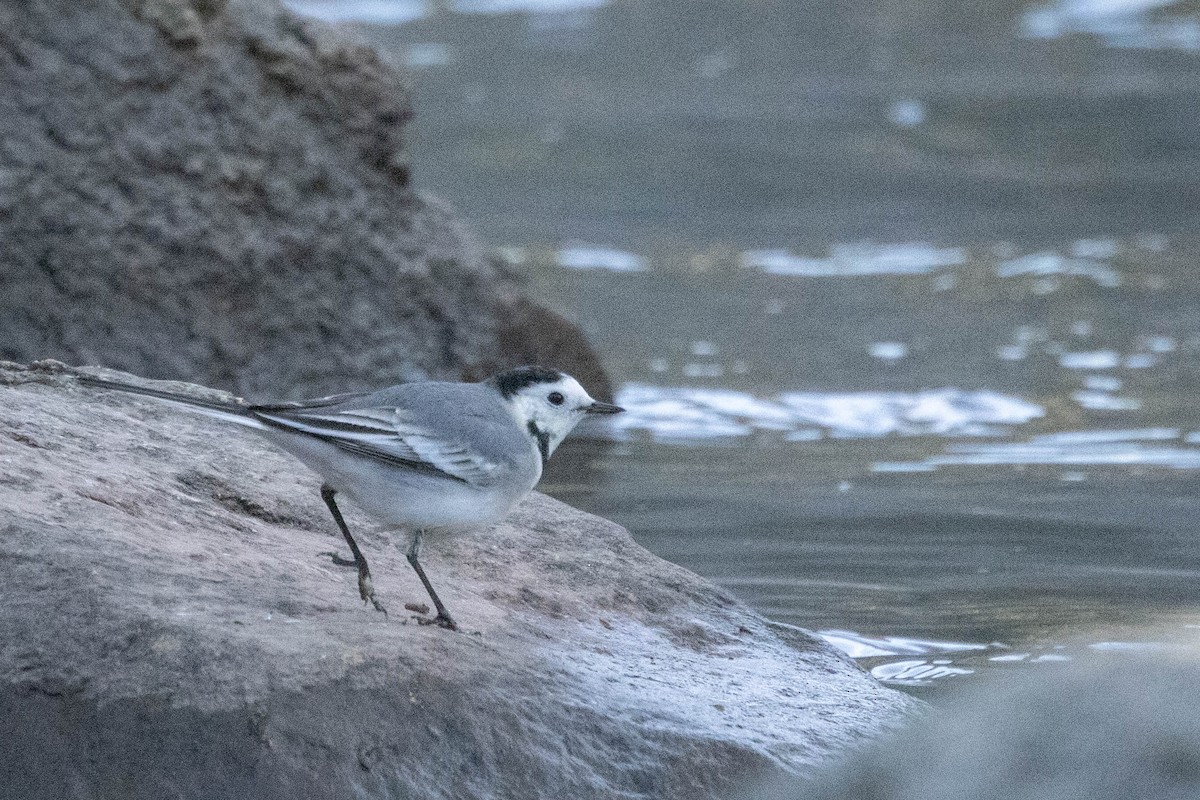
top-left (358, 573), bottom-right (387, 616)
top-left (416, 613), bottom-right (457, 631)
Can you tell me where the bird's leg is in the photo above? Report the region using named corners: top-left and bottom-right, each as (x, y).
top-left (406, 530), bottom-right (457, 630)
top-left (320, 485), bottom-right (387, 616)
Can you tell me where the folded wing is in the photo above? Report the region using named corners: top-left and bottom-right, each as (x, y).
top-left (250, 404), bottom-right (502, 486)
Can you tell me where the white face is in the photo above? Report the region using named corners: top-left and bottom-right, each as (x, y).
top-left (509, 375), bottom-right (598, 457)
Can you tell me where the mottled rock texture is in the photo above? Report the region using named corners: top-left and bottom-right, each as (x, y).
top-left (0, 0), bottom-right (610, 399)
top-left (0, 361), bottom-right (918, 799)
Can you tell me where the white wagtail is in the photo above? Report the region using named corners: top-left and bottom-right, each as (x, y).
top-left (78, 366), bottom-right (623, 629)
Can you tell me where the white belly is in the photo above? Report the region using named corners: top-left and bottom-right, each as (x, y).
top-left (260, 428), bottom-right (536, 530)
top-left (341, 471), bottom-right (521, 530)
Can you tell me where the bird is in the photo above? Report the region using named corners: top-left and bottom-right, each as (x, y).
top-left (77, 366), bottom-right (624, 630)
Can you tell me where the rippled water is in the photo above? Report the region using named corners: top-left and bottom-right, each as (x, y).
top-left (530, 239), bottom-right (1200, 698)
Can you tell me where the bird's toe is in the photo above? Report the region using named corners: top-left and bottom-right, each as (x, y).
top-left (415, 612), bottom-right (457, 631)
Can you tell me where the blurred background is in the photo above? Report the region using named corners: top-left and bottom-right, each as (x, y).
top-left (288, 0), bottom-right (1200, 698)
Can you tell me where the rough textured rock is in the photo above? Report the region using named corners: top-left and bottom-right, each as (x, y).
top-left (801, 652), bottom-right (1200, 800)
top-left (0, 361), bottom-right (917, 799)
top-left (0, 0), bottom-right (611, 400)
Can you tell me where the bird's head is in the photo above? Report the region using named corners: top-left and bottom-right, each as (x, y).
top-left (487, 366), bottom-right (623, 460)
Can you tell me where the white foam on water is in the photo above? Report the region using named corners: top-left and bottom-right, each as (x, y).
top-left (1073, 390), bottom-right (1142, 411)
top-left (607, 393), bottom-right (753, 441)
top-left (1071, 238), bottom-right (1119, 259)
top-left (869, 342), bottom-right (908, 361)
top-left (782, 389), bottom-right (1042, 438)
top-left (1143, 335), bottom-right (1178, 353)
top-left (741, 242), bottom-right (967, 277)
top-left (459, 0), bottom-right (608, 12)
top-left (1084, 375), bottom-right (1122, 391)
top-left (888, 99), bottom-right (926, 128)
top-left (1033, 428), bottom-right (1179, 443)
top-left (1059, 350), bottom-right (1120, 369)
top-left (869, 660), bottom-right (974, 686)
top-left (871, 462), bottom-right (938, 473)
top-left (874, 428), bottom-right (1200, 471)
top-left (819, 630), bottom-right (988, 659)
top-left (285, 0), bottom-right (609, 21)
top-left (997, 251), bottom-right (1121, 287)
top-left (1125, 353), bottom-right (1159, 368)
top-left (997, 345), bottom-right (1028, 361)
top-left (681, 363), bottom-right (724, 379)
top-left (1089, 641), bottom-right (1168, 652)
top-left (556, 242), bottom-right (648, 272)
top-left (940, 443), bottom-right (1200, 466)
top-left (1021, 0), bottom-right (1197, 50)
top-left (284, 0), bottom-right (426, 23)
top-left (608, 385), bottom-right (1044, 443)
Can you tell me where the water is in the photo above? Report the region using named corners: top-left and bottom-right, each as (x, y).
top-left (527, 241), bottom-right (1200, 698)
top-left (546, 437), bottom-right (1200, 696)
top-left (280, 0), bottom-right (1200, 697)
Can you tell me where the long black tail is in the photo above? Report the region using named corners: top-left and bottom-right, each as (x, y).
top-left (76, 374), bottom-right (263, 428)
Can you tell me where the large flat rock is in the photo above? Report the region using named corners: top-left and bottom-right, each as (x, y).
top-left (0, 361), bottom-right (918, 799)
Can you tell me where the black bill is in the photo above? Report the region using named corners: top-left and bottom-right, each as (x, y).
top-left (584, 401), bottom-right (625, 415)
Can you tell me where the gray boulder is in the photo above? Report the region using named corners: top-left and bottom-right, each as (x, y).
top-left (800, 653), bottom-right (1200, 800)
top-left (0, 0), bottom-right (610, 399)
top-left (0, 360), bottom-right (918, 799)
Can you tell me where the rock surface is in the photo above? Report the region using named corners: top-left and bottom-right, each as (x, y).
top-left (802, 651), bottom-right (1200, 800)
top-left (0, 361), bottom-right (918, 799)
top-left (0, 0), bottom-right (610, 399)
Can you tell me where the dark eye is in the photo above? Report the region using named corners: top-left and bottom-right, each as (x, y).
top-left (547, 391), bottom-right (565, 406)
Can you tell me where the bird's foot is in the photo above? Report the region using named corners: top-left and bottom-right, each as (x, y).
top-left (416, 612), bottom-right (457, 631)
top-left (358, 573), bottom-right (388, 616)
top-left (366, 596), bottom-right (388, 616)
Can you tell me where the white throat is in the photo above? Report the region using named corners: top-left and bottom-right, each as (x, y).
top-left (509, 396), bottom-right (573, 462)
top-left (514, 386), bottom-right (595, 459)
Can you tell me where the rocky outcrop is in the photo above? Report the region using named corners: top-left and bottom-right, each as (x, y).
top-left (0, 0), bottom-right (610, 399)
top-left (803, 652), bottom-right (1200, 800)
top-left (0, 361), bottom-right (918, 799)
